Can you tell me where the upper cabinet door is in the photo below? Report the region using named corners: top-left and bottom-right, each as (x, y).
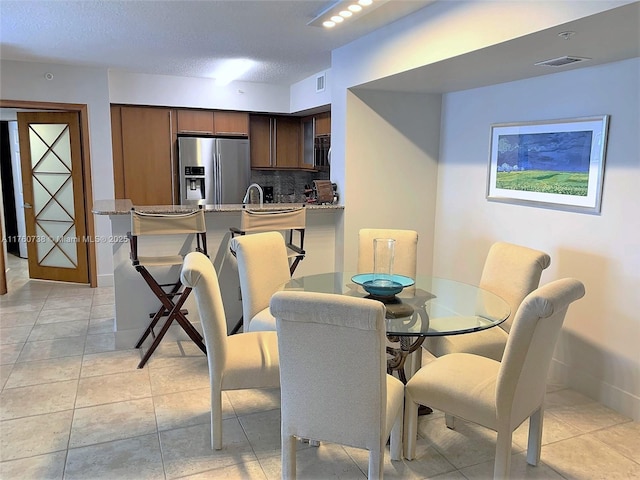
top-left (213, 111), bottom-right (249, 136)
top-left (177, 110), bottom-right (215, 135)
top-left (314, 111), bottom-right (331, 136)
top-left (116, 106), bottom-right (175, 205)
top-left (249, 115), bottom-right (273, 168)
top-left (274, 116), bottom-right (300, 168)
top-left (249, 115), bottom-right (301, 169)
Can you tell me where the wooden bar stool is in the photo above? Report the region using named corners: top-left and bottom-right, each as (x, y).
top-left (129, 208), bottom-right (208, 368)
top-left (230, 206), bottom-right (306, 275)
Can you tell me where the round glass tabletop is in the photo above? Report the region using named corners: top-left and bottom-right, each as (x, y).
top-left (282, 272), bottom-right (510, 337)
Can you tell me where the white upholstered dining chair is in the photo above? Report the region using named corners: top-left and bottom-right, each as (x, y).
top-left (231, 231), bottom-right (291, 332)
top-left (270, 290), bottom-right (405, 479)
top-left (404, 278), bottom-right (585, 479)
top-left (358, 228), bottom-right (421, 377)
top-left (424, 241), bottom-right (551, 361)
top-left (358, 228), bottom-right (418, 279)
top-left (180, 252), bottom-right (280, 450)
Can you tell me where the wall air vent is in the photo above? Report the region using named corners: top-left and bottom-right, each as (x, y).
top-left (535, 56), bottom-right (591, 67)
top-left (316, 73), bottom-right (326, 93)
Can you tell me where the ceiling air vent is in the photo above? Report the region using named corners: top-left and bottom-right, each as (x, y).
top-left (316, 73), bottom-right (326, 93)
top-left (535, 56), bottom-right (591, 67)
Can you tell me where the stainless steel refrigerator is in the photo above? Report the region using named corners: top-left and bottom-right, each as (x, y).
top-left (178, 137), bottom-right (250, 205)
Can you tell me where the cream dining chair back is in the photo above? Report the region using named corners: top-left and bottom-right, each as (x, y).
top-left (358, 228), bottom-right (420, 378)
top-left (231, 231), bottom-right (291, 332)
top-left (404, 278), bottom-right (585, 479)
top-left (270, 290), bottom-right (405, 479)
top-left (357, 228), bottom-right (418, 279)
top-left (424, 241), bottom-right (551, 361)
top-left (180, 252), bottom-right (280, 450)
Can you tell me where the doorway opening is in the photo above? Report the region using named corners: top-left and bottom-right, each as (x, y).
top-left (0, 100), bottom-right (97, 293)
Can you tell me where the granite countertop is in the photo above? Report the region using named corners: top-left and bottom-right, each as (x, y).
top-left (92, 199), bottom-right (343, 215)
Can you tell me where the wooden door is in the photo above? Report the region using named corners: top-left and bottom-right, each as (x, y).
top-left (17, 111), bottom-right (89, 283)
top-left (119, 107), bottom-right (174, 205)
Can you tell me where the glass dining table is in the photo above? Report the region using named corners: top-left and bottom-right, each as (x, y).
top-left (282, 272), bottom-right (510, 384)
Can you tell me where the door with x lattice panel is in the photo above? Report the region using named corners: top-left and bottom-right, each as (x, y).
top-left (17, 111), bottom-right (89, 283)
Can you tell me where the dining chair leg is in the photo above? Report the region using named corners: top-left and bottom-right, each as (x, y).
top-left (368, 448), bottom-right (383, 480)
top-left (403, 395), bottom-right (419, 460)
top-left (211, 389), bottom-right (223, 450)
top-left (527, 406), bottom-right (543, 466)
top-left (282, 434), bottom-right (296, 479)
top-left (493, 429), bottom-right (513, 480)
top-left (445, 413), bottom-right (456, 429)
top-left (390, 405), bottom-right (403, 461)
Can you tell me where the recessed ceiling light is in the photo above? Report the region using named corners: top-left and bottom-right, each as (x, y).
top-left (308, 0), bottom-right (388, 29)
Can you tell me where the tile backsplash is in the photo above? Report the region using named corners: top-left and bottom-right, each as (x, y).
top-left (251, 170), bottom-right (330, 203)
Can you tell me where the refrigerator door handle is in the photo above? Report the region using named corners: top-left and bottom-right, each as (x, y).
top-left (215, 142), bottom-right (222, 205)
top-left (213, 149), bottom-right (218, 205)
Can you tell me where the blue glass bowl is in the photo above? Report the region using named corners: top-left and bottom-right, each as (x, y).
top-left (351, 274), bottom-right (415, 297)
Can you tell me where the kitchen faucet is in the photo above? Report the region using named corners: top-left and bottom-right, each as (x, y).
top-left (242, 183), bottom-right (263, 207)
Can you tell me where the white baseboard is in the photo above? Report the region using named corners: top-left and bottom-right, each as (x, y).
top-left (549, 358), bottom-right (639, 421)
top-left (97, 273), bottom-right (114, 287)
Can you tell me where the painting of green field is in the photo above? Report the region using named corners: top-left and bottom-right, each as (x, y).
top-left (496, 170), bottom-right (588, 196)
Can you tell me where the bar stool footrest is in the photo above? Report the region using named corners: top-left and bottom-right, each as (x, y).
top-left (148, 309), bottom-right (188, 319)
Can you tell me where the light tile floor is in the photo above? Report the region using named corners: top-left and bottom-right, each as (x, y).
top-left (1, 255), bottom-right (639, 479)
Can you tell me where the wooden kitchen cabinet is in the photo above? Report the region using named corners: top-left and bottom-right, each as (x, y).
top-left (275, 116), bottom-right (301, 168)
top-left (314, 111), bottom-right (331, 136)
top-left (177, 109), bottom-right (249, 136)
top-left (177, 109), bottom-right (215, 135)
top-left (300, 110), bottom-right (331, 171)
top-left (249, 115), bottom-right (272, 168)
top-left (249, 114), bottom-right (300, 169)
top-left (111, 105), bottom-right (176, 205)
top-left (213, 111), bottom-right (249, 136)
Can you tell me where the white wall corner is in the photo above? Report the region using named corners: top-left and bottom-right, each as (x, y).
top-left (290, 69), bottom-right (332, 113)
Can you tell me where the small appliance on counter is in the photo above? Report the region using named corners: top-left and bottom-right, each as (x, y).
top-left (263, 186), bottom-right (274, 203)
top-left (313, 180), bottom-right (334, 204)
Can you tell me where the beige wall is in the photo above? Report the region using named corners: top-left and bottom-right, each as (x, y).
top-left (339, 89), bottom-right (440, 276)
top-left (434, 58), bottom-right (639, 420)
top-left (329, 1), bottom-right (638, 419)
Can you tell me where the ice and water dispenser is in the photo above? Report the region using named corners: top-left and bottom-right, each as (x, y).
top-left (182, 165), bottom-right (206, 203)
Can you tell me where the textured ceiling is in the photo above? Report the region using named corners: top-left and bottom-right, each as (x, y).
top-left (0, 0), bottom-right (434, 85)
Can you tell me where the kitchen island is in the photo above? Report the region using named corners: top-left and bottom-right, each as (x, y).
top-left (93, 199), bottom-right (343, 347)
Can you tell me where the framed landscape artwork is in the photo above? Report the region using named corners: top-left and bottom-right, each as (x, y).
top-left (486, 115), bottom-right (610, 214)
